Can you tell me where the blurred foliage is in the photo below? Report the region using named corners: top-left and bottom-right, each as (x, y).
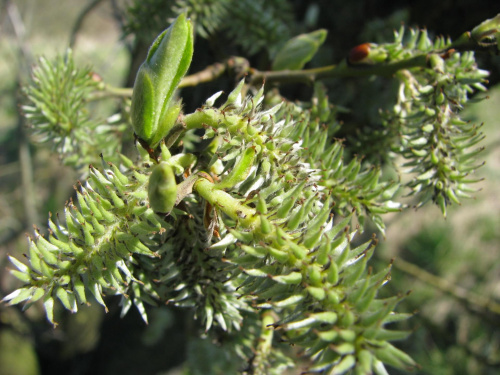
top-left (379, 211), bottom-right (500, 375)
top-left (124, 0), bottom-right (293, 56)
top-left (0, 307), bottom-right (40, 375)
top-left (23, 51), bottom-right (129, 169)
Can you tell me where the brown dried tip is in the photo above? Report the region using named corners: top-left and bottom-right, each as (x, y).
top-left (89, 72), bottom-right (102, 82)
top-left (348, 43), bottom-right (371, 64)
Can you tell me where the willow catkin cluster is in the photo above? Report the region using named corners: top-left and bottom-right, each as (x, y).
top-left (7, 13), bottom-right (499, 375)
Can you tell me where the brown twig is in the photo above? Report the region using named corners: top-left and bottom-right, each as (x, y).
top-left (90, 53), bottom-right (434, 101)
top-left (180, 61), bottom-right (227, 87)
top-left (248, 55), bottom-right (429, 86)
top-left (88, 23), bottom-right (498, 97)
top-left (69, 0), bottom-right (105, 48)
top-left (392, 256), bottom-right (500, 316)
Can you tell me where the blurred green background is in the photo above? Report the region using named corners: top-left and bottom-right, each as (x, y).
top-left (0, 1), bottom-right (499, 374)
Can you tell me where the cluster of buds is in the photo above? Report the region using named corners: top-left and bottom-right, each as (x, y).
top-left (23, 50), bottom-right (126, 169)
top-left (3, 154), bottom-right (166, 324)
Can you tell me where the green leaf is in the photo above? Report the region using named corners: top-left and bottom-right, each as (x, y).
top-left (272, 29), bottom-right (327, 71)
top-left (131, 13), bottom-right (194, 149)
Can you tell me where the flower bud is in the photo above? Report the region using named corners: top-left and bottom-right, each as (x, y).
top-left (347, 43), bottom-right (388, 65)
top-left (131, 14), bottom-right (193, 149)
top-left (470, 14), bottom-right (500, 50)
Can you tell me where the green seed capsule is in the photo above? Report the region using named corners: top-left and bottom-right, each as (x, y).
top-left (260, 214), bottom-right (272, 235)
top-left (273, 271), bottom-right (302, 284)
top-left (311, 311), bottom-right (338, 324)
top-left (331, 354), bottom-right (355, 374)
top-left (261, 159), bottom-right (271, 174)
top-left (327, 261), bottom-right (339, 284)
top-left (429, 53), bottom-right (445, 72)
top-left (436, 90), bottom-right (446, 105)
top-left (308, 265), bottom-right (322, 286)
top-left (10, 270), bottom-right (31, 283)
top-left (332, 342), bottom-right (355, 355)
top-left (148, 162), bottom-right (178, 213)
top-left (268, 246), bottom-right (289, 263)
top-left (131, 14), bottom-right (193, 149)
top-left (327, 290), bottom-right (341, 305)
top-left (288, 240), bottom-right (307, 260)
top-left (340, 309), bottom-right (355, 328)
top-left (316, 329), bottom-right (338, 342)
top-left (316, 239), bottom-right (331, 266)
top-left (216, 147), bottom-right (256, 189)
top-left (357, 349), bottom-right (373, 374)
top-left (256, 194), bottom-right (268, 214)
top-left (55, 287), bottom-right (73, 311)
top-left (307, 286), bottom-right (326, 300)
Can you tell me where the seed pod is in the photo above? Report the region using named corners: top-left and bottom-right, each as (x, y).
top-left (223, 79), bottom-right (245, 108)
top-left (10, 270), bottom-right (30, 284)
top-left (268, 246), bottom-right (289, 263)
top-left (327, 290), bottom-right (341, 305)
top-left (288, 240), bottom-right (307, 260)
top-left (316, 329), bottom-right (338, 342)
top-left (260, 214), bottom-right (272, 235)
top-left (131, 14), bottom-right (193, 149)
top-left (56, 287), bottom-right (75, 312)
top-left (327, 261), bottom-right (339, 285)
top-left (148, 162), bottom-right (178, 213)
top-left (43, 295), bottom-right (55, 326)
top-left (372, 342), bottom-right (416, 370)
top-left (331, 354), bottom-right (355, 374)
top-left (216, 147), bottom-right (256, 189)
top-left (307, 286), bottom-right (326, 300)
top-left (273, 271), bottom-right (302, 285)
top-left (308, 265), bottom-right (322, 286)
top-left (33, 235), bottom-right (58, 266)
top-left (256, 194), bottom-right (268, 214)
top-left (428, 53), bottom-right (445, 72)
top-left (31, 288), bottom-right (45, 304)
top-left (287, 205), bottom-right (305, 230)
top-left (40, 261), bottom-right (54, 278)
top-left (356, 349), bottom-right (373, 374)
top-left (332, 342), bottom-right (355, 355)
top-left (2, 289), bottom-right (31, 307)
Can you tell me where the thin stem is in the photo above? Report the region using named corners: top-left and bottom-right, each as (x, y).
top-left (392, 256), bottom-right (500, 316)
top-left (69, 0), bottom-right (104, 48)
top-left (93, 55), bottom-right (429, 100)
top-left (87, 84), bottom-right (133, 101)
top-left (180, 56), bottom-right (249, 87)
top-left (90, 53), bottom-right (430, 100)
top-left (180, 61), bottom-right (227, 87)
top-left (194, 176), bottom-right (258, 229)
top-left (86, 19), bottom-right (499, 101)
top-left (249, 55), bottom-right (429, 86)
